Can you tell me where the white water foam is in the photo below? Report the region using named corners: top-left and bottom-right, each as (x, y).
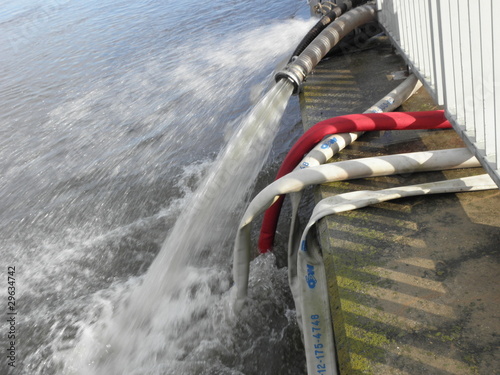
top-left (63, 77), bottom-right (298, 374)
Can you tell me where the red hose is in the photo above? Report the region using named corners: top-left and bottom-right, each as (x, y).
top-left (258, 110), bottom-right (452, 252)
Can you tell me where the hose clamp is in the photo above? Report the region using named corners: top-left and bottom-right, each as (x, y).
top-left (274, 67), bottom-right (304, 95)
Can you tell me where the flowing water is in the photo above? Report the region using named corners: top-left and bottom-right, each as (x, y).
top-left (1, 0), bottom-right (315, 374)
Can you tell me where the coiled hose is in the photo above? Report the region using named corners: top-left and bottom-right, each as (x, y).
top-left (233, 147), bottom-right (480, 304)
top-left (258, 109), bottom-right (450, 252)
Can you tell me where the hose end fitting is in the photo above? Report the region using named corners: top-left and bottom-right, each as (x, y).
top-left (275, 67), bottom-right (304, 95)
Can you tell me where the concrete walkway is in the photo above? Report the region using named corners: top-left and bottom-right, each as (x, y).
top-left (299, 38), bottom-right (500, 374)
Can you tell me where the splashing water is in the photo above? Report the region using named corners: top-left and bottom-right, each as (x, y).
top-left (146, 79), bottom-right (294, 287)
top-left (63, 81), bottom-right (302, 374)
top-left (1, 1), bottom-right (316, 374)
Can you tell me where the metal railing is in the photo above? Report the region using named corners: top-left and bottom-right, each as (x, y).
top-left (377, 0), bottom-right (499, 187)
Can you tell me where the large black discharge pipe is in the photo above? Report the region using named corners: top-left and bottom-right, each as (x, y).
top-left (276, 4), bottom-right (376, 94)
top-left (289, 0), bottom-right (370, 62)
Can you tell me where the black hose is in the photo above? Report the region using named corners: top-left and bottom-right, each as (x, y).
top-left (288, 0), bottom-right (370, 63)
top-left (288, 7), bottom-right (344, 62)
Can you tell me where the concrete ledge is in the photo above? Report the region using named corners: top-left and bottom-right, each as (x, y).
top-left (299, 39), bottom-right (500, 374)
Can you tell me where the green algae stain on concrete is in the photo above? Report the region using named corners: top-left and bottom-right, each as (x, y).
top-left (320, 214), bottom-right (398, 374)
top-left (346, 325), bottom-right (392, 374)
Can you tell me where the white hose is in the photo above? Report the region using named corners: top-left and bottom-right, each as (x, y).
top-left (233, 147), bottom-right (479, 304)
top-left (302, 174), bottom-right (497, 245)
top-left (296, 173), bottom-right (496, 375)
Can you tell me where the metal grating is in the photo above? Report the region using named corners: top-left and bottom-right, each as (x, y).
top-left (377, 0), bottom-right (500, 187)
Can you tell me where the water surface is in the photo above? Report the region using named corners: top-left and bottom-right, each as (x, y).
top-left (0, 0), bottom-right (314, 373)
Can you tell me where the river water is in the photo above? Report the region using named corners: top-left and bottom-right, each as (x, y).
top-left (1, 0), bottom-right (315, 374)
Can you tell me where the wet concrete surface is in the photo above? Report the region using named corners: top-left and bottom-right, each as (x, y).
top-left (299, 38), bottom-right (500, 374)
